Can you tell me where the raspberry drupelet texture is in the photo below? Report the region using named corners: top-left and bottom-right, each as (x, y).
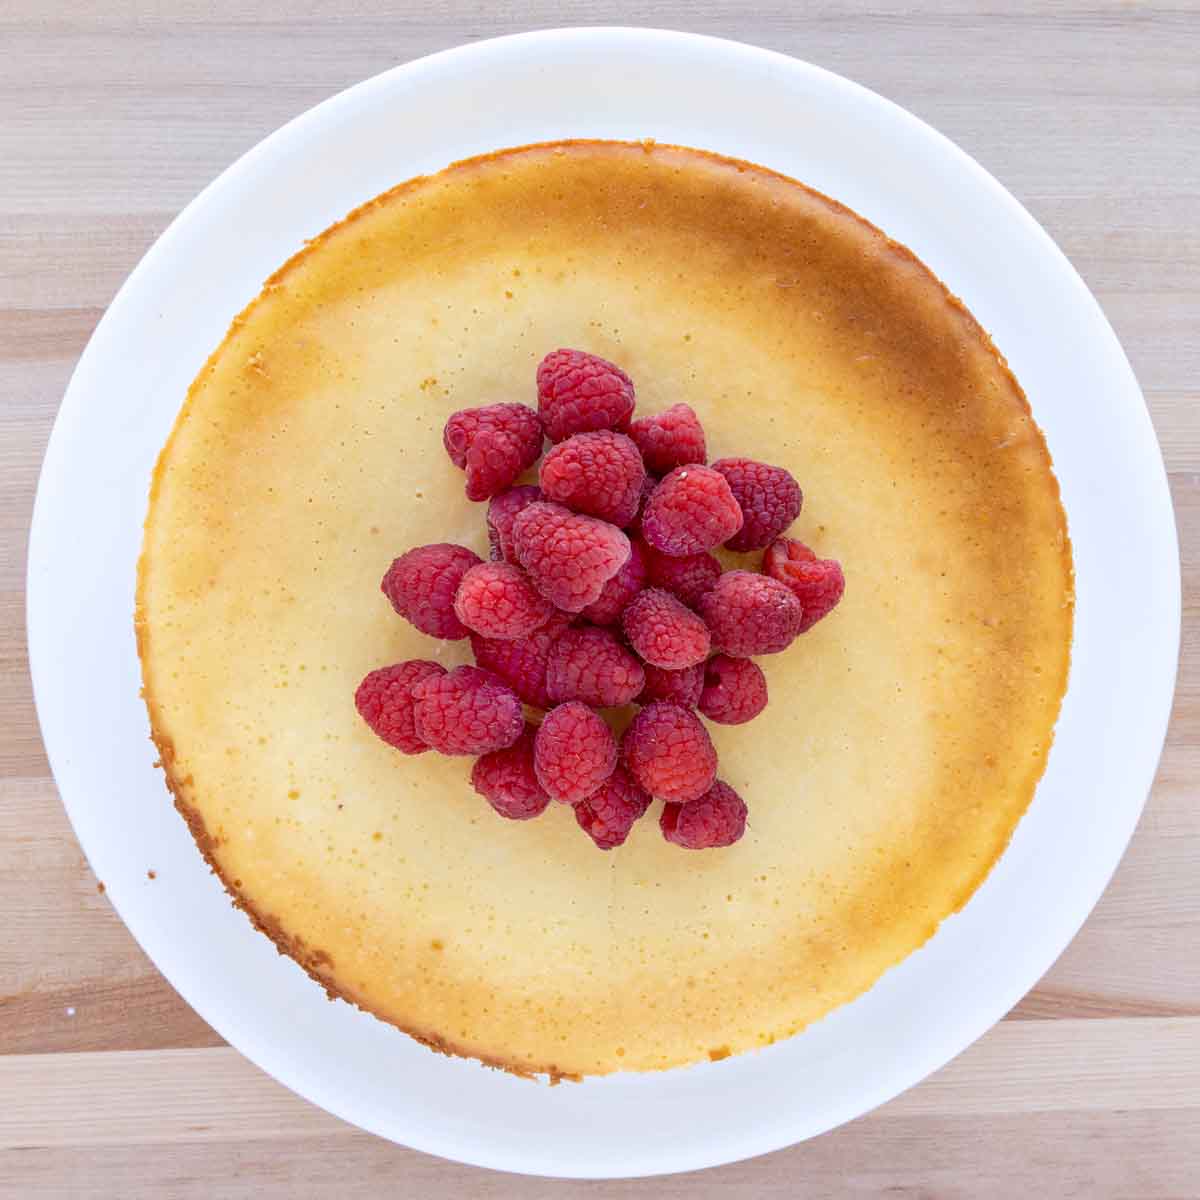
top-left (637, 661), bottom-right (705, 707)
top-left (540, 431), bottom-right (646, 526)
top-left (580, 538), bottom-right (647, 625)
top-left (545, 625), bottom-right (646, 708)
top-left (622, 587), bottom-right (711, 670)
top-left (574, 766), bottom-right (652, 850)
top-left (763, 537), bottom-right (846, 632)
top-left (470, 611), bottom-right (572, 709)
top-left (699, 654), bottom-right (768, 725)
top-left (381, 543), bottom-right (482, 640)
top-left (354, 660), bottom-right (446, 753)
top-left (534, 702), bottom-right (618, 804)
top-left (486, 485), bottom-right (542, 562)
top-left (643, 544), bottom-right (722, 608)
top-left (452, 561), bottom-right (553, 640)
top-left (712, 457), bottom-right (803, 552)
top-left (621, 702), bottom-right (718, 803)
top-left (471, 724), bottom-right (551, 820)
top-left (511, 501), bottom-right (631, 612)
top-left (661, 780), bottom-right (748, 849)
top-left (410, 665), bottom-right (524, 756)
top-left (443, 403), bottom-right (543, 501)
top-left (640, 464), bottom-right (743, 556)
top-left (536, 348), bottom-right (636, 443)
top-left (628, 402), bottom-right (707, 476)
top-left (699, 570), bottom-right (804, 657)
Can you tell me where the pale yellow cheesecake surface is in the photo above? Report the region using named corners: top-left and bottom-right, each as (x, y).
top-left (137, 141), bottom-right (1073, 1078)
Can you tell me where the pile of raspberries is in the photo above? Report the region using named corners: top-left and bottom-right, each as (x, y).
top-left (355, 349), bottom-right (843, 851)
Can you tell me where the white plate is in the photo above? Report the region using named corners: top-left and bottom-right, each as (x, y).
top-left (27, 28), bottom-right (1180, 1178)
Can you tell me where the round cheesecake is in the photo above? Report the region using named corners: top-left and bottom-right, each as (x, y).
top-left (136, 140), bottom-right (1073, 1078)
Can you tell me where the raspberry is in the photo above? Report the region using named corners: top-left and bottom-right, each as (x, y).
top-left (641, 465), bottom-right (743, 556)
top-left (443, 403), bottom-right (543, 501)
top-left (574, 767), bottom-right (651, 850)
top-left (643, 544), bottom-right (722, 608)
top-left (381, 543), bottom-right (482, 640)
top-left (763, 538), bottom-right (846, 633)
top-left (444, 404), bottom-right (527, 468)
top-left (511, 501), bottom-right (631, 613)
top-left (638, 662), bottom-right (705, 707)
top-left (698, 570), bottom-right (803, 657)
top-left (712, 458), bottom-right (803, 552)
top-left (487, 485), bottom-right (542, 562)
top-left (536, 348), bottom-right (636, 443)
top-left (580, 538), bottom-right (647, 625)
top-left (471, 724), bottom-right (551, 820)
top-left (661, 780), bottom-right (747, 849)
top-left (452, 561), bottom-right (552, 640)
top-left (354, 660), bottom-right (446, 753)
top-left (470, 611), bottom-right (572, 709)
top-left (628, 403), bottom-right (707, 476)
top-left (699, 654), bottom-right (768, 725)
top-left (545, 626), bottom-right (645, 708)
top-left (621, 702), bottom-right (717, 803)
top-left (540, 431), bottom-right (646, 526)
top-left (410, 665), bottom-right (524, 756)
top-left (534, 702), bottom-right (618, 804)
top-left (622, 588), bottom-right (710, 670)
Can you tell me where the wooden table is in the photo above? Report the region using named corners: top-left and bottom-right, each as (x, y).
top-left (2, 3), bottom-right (1197, 1195)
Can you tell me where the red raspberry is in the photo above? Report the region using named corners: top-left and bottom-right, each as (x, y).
top-left (643, 544), bottom-right (722, 608)
top-left (580, 538), bottom-right (647, 625)
top-left (470, 611), bottom-right (572, 709)
top-left (443, 403), bottom-right (543, 501)
top-left (452, 561), bottom-right (552, 640)
top-left (545, 626), bottom-right (645, 708)
top-left (641, 465), bottom-right (743, 556)
top-left (712, 458), bottom-right (803, 552)
top-left (410, 665), bottom-right (524, 756)
top-left (381, 543), bottom-right (482, 640)
top-left (621, 702), bottom-right (717, 803)
top-left (763, 537), bottom-right (846, 633)
top-left (443, 404), bottom-right (527, 468)
top-left (699, 654), bottom-right (768, 725)
top-left (536, 348), bottom-right (636, 443)
top-left (628, 403), bottom-right (706, 475)
top-left (511, 502), bottom-right (631, 613)
top-left (638, 662), bottom-right (705, 707)
top-left (471, 724), bottom-right (551, 820)
top-left (698, 570), bottom-right (803, 657)
top-left (487, 485), bottom-right (542, 562)
top-left (622, 587), bottom-right (710, 670)
top-left (574, 767), bottom-right (651, 850)
top-left (354, 660), bottom-right (446, 753)
top-left (539, 431), bottom-right (646, 526)
top-left (661, 780), bottom-right (747, 849)
top-left (534, 702), bottom-right (618, 804)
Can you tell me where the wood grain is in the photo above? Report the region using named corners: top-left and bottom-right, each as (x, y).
top-left (1, 1), bottom-right (1197, 1194)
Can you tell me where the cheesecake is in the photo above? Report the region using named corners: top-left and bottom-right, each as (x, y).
top-left (136, 140), bottom-right (1073, 1078)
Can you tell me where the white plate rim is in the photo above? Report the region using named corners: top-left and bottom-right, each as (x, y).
top-left (26, 27), bottom-right (1181, 1178)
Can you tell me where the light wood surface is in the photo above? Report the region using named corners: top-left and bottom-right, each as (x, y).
top-left (1, 2), bottom-right (1196, 1195)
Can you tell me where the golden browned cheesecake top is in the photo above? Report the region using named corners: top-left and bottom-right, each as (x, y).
top-left (137, 140), bottom-right (1072, 1078)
